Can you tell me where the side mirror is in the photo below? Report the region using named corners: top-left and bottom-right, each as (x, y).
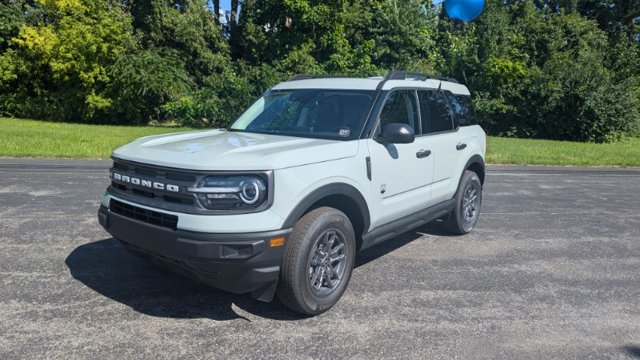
top-left (378, 123), bottom-right (415, 144)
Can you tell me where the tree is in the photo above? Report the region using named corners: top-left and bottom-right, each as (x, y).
top-left (435, 0), bottom-right (638, 141)
top-left (110, 48), bottom-right (194, 123)
top-left (233, 0), bottom-right (378, 75)
top-left (1, 0), bottom-right (134, 121)
top-left (367, 0), bottom-right (440, 72)
top-left (127, 0), bottom-right (230, 84)
top-left (0, 1), bottom-right (37, 51)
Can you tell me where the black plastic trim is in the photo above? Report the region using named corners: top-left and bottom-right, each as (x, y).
top-left (282, 183), bottom-right (371, 233)
top-left (360, 90), bottom-right (389, 139)
top-left (98, 205), bottom-right (291, 300)
top-left (461, 154), bottom-right (486, 186)
top-left (110, 198), bottom-right (178, 230)
top-left (360, 199), bottom-right (456, 250)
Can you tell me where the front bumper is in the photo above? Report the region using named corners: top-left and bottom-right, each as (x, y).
top-left (98, 205), bottom-right (291, 301)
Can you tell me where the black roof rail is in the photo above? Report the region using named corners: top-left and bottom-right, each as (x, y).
top-left (287, 74), bottom-right (347, 81)
top-left (287, 71), bottom-right (460, 84)
top-left (385, 71), bottom-right (459, 84)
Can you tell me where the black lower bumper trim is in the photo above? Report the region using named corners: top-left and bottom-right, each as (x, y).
top-left (98, 205), bottom-right (291, 300)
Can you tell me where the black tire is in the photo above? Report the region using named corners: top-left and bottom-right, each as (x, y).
top-left (444, 170), bottom-right (482, 235)
top-left (277, 207), bottom-right (356, 315)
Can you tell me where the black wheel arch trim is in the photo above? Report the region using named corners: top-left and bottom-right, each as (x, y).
top-left (282, 183), bottom-right (371, 234)
top-left (460, 154), bottom-right (485, 188)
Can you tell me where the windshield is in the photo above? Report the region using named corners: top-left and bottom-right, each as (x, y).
top-left (229, 89), bottom-right (376, 140)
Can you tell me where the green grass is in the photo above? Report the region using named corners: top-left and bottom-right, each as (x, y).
top-left (0, 117), bottom-right (192, 159)
top-left (486, 136), bottom-right (640, 167)
top-left (1, 117), bottom-right (639, 166)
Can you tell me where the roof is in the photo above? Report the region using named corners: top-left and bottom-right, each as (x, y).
top-left (271, 75), bottom-right (471, 96)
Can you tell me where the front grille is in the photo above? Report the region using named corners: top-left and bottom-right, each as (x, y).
top-left (108, 158), bottom-right (273, 215)
top-left (110, 199), bottom-right (178, 230)
top-left (109, 159), bottom-right (197, 209)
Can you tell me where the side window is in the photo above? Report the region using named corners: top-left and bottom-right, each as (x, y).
top-left (379, 90), bottom-right (419, 133)
top-left (447, 93), bottom-right (476, 126)
top-left (418, 90), bottom-right (454, 134)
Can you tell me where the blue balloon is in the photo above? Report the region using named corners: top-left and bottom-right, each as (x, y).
top-left (445, 0), bottom-right (485, 22)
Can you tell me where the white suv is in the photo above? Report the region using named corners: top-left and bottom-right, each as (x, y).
top-left (98, 71), bottom-right (486, 315)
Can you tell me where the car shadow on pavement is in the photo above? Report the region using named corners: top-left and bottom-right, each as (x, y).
top-left (356, 221), bottom-right (451, 268)
top-left (66, 224), bottom-right (449, 321)
top-left (623, 345), bottom-right (640, 358)
top-left (65, 238), bottom-right (304, 322)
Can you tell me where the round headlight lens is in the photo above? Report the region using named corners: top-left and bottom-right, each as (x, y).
top-left (239, 179), bottom-right (261, 204)
top-left (188, 175), bottom-right (268, 210)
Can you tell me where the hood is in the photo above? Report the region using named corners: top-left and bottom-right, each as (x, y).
top-left (112, 129), bottom-right (359, 171)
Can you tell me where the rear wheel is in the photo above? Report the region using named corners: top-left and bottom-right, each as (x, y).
top-left (445, 170), bottom-right (482, 235)
top-left (277, 207), bottom-right (356, 315)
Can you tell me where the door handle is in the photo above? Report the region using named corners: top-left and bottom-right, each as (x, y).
top-left (416, 149), bottom-right (431, 158)
top-left (456, 143), bottom-right (467, 151)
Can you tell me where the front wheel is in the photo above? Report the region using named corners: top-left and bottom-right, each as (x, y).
top-left (277, 207), bottom-right (356, 315)
top-left (444, 170), bottom-right (482, 235)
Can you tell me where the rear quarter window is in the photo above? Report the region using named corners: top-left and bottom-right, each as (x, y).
top-left (447, 93), bottom-right (476, 126)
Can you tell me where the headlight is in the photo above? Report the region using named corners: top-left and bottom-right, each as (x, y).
top-left (187, 175), bottom-right (268, 211)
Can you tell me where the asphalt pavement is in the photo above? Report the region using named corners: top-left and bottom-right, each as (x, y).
top-left (1, 158), bottom-right (639, 359)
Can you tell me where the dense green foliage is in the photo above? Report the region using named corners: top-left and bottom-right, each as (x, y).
top-left (0, 0), bottom-right (638, 142)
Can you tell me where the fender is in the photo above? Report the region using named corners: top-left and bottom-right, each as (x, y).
top-left (282, 183), bottom-right (371, 233)
top-left (460, 154), bottom-right (485, 187)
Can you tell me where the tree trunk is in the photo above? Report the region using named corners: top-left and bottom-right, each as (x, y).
top-left (231, 0), bottom-right (239, 31)
top-left (213, 0), bottom-right (220, 25)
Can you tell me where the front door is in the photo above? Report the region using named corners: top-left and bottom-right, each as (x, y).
top-left (367, 90), bottom-right (434, 229)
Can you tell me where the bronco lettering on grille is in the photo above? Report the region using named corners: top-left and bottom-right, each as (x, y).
top-left (111, 172), bottom-right (180, 193)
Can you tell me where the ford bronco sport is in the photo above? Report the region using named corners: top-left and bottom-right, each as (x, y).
top-left (98, 71), bottom-right (486, 315)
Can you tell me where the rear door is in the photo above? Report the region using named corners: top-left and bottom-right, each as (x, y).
top-left (418, 90), bottom-right (461, 204)
top-left (366, 90), bottom-right (434, 228)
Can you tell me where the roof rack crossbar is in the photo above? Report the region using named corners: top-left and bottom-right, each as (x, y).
top-left (384, 71), bottom-right (459, 84)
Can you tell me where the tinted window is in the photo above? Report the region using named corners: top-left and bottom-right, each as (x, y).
top-left (379, 90), bottom-right (419, 133)
top-left (447, 93), bottom-right (475, 126)
top-left (230, 89), bottom-right (375, 140)
top-left (418, 91), bottom-right (454, 133)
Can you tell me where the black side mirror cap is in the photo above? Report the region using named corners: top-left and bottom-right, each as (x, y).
top-left (378, 123), bottom-right (415, 144)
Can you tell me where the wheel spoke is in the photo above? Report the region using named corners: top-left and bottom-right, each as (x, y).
top-left (316, 267), bottom-right (326, 289)
top-left (310, 266), bottom-right (323, 289)
top-left (310, 250), bottom-right (322, 266)
top-left (330, 253), bottom-right (345, 263)
top-left (324, 231), bottom-right (336, 247)
top-left (327, 232), bottom-right (337, 245)
top-left (330, 243), bottom-right (344, 255)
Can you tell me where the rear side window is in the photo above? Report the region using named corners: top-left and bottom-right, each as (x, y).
top-left (447, 93), bottom-right (476, 126)
top-left (379, 90), bottom-right (419, 132)
top-left (418, 90), bottom-right (454, 133)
